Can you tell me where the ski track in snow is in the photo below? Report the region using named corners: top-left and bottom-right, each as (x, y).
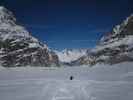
top-left (0, 62), bottom-right (133, 100)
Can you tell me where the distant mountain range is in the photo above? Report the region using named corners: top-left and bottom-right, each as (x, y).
top-left (55, 49), bottom-right (88, 65)
top-left (0, 6), bottom-right (133, 67)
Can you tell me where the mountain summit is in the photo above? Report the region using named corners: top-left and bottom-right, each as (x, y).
top-left (0, 6), bottom-right (16, 25)
top-left (0, 6), bottom-right (59, 67)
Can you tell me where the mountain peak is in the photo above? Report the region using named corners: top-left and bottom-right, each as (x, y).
top-left (0, 6), bottom-right (16, 25)
top-left (99, 14), bottom-right (133, 45)
top-left (127, 14), bottom-right (133, 19)
top-left (0, 6), bottom-right (30, 41)
top-left (0, 6), bottom-right (12, 14)
top-left (0, 6), bottom-right (8, 11)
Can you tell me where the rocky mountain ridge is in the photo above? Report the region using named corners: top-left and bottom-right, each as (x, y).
top-left (73, 14), bottom-right (133, 65)
top-left (0, 6), bottom-right (59, 67)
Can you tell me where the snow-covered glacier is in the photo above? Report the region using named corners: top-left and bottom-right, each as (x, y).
top-left (0, 62), bottom-right (133, 100)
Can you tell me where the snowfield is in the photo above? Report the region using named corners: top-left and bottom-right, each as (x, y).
top-left (0, 62), bottom-right (133, 100)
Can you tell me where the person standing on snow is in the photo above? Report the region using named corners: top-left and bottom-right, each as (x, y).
top-left (70, 76), bottom-right (74, 80)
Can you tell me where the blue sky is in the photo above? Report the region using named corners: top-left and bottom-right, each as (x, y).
top-left (1, 0), bottom-right (133, 50)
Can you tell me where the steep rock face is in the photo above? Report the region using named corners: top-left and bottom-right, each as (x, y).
top-left (89, 14), bottom-right (133, 65)
top-left (0, 6), bottom-right (59, 67)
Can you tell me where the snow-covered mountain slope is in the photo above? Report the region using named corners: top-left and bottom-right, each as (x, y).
top-left (89, 14), bottom-right (133, 65)
top-left (55, 49), bottom-right (87, 63)
top-left (0, 6), bottom-right (59, 67)
top-left (74, 14), bottom-right (133, 65)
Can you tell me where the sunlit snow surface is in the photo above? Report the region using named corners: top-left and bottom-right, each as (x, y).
top-left (0, 62), bottom-right (133, 100)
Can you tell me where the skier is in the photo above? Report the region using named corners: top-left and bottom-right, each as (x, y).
top-left (70, 76), bottom-right (74, 80)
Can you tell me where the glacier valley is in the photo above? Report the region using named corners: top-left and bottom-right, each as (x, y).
top-left (0, 62), bottom-right (132, 100)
